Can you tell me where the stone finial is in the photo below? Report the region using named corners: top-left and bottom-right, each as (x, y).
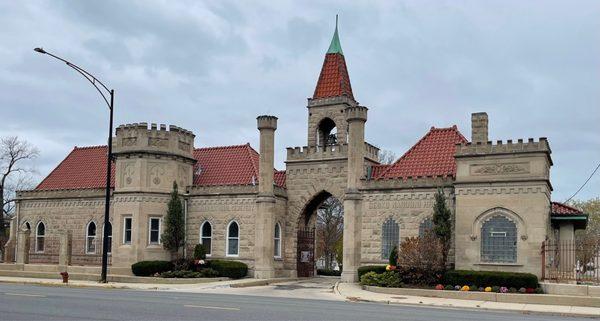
top-left (257, 115), bottom-right (278, 130)
top-left (471, 112), bottom-right (489, 144)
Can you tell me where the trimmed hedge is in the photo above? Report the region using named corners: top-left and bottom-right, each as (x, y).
top-left (357, 265), bottom-right (386, 279)
top-left (317, 269), bottom-right (342, 276)
top-left (209, 260), bottom-right (248, 279)
top-left (443, 270), bottom-right (539, 289)
top-left (131, 260), bottom-right (173, 276)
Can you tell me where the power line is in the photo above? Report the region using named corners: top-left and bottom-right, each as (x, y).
top-left (564, 162), bottom-right (600, 203)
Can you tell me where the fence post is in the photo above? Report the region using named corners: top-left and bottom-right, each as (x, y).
top-left (16, 228), bottom-right (30, 264)
top-left (541, 241), bottom-right (546, 281)
top-left (58, 230), bottom-right (71, 271)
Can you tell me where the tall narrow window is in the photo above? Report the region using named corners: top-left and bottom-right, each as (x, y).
top-left (200, 221), bottom-right (212, 256)
top-left (149, 217), bottom-right (161, 245)
top-left (123, 217), bottom-right (132, 244)
top-left (23, 222), bottom-right (31, 230)
top-left (86, 221), bottom-right (97, 254)
top-left (35, 222), bottom-right (45, 253)
top-left (104, 222), bottom-right (112, 254)
top-left (418, 217), bottom-right (434, 238)
top-left (481, 215), bottom-right (517, 263)
top-left (274, 223), bottom-right (282, 258)
top-left (226, 221), bottom-right (239, 256)
top-left (381, 217), bottom-right (399, 259)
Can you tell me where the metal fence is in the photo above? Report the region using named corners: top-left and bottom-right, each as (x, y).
top-left (542, 240), bottom-right (600, 284)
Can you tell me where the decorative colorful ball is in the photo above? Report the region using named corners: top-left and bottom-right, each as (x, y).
top-left (526, 288), bottom-right (534, 294)
top-left (484, 287), bottom-right (492, 292)
top-left (454, 285), bottom-right (461, 291)
top-left (499, 287), bottom-right (508, 293)
top-left (460, 285), bottom-right (470, 291)
top-left (518, 287), bottom-right (527, 293)
top-left (435, 284), bottom-right (444, 290)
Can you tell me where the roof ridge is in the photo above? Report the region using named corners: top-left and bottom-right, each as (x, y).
top-left (244, 143), bottom-right (259, 180)
top-left (35, 147), bottom-right (80, 190)
top-left (74, 145), bottom-right (108, 150)
top-left (552, 201), bottom-right (583, 213)
top-left (194, 144), bottom-right (251, 151)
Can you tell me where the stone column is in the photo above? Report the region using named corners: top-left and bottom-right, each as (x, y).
top-left (58, 230), bottom-right (72, 270)
top-left (342, 106), bottom-right (368, 283)
top-left (559, 223), bottom-right (576, 279)
top-left (254, 115), bottom-right (278, 279)
top-left (16, 228), bottom-right (30, 264)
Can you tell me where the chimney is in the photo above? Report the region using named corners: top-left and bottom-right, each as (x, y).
top-left (256, 115), bottom-right (278, 196)
top-left (471, 112), bottom-right (488, 144)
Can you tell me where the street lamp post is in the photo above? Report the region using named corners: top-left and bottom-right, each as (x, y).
top-left (34, 47), bottom-right (114, 283)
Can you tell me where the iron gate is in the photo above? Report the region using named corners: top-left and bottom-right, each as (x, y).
top-left (297, 228), bottom-right (315, 277)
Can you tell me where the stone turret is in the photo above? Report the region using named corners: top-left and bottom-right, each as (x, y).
top-left (113, 123), bottom-right (196, 193)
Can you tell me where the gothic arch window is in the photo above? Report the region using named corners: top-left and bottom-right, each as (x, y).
top-left (226, 220), bottom-right (239, 257)
top-left (200, 221), bottom-right (212, 256)
top-left (481, 215), bottom-right (517, 263)
top-left (86, 221), bottom-right (97, 254)
top-left (274, 222), bottom-right (282, 258)
top-left (104, 222), bottom-right (112, 254)
top-left (22, 221), bottom-right (31, 231)
top-left (381, 217), bottom-right (399, 259)
top-left (316, 117), bottom-right (337, 148)
top-left (419, 217), bottom-right (434, 238)
top-left (35, 221), bottom-right (45, 253)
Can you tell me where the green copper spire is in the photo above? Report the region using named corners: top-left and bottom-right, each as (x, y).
top-left (326, 15), bottom-right (343, 55)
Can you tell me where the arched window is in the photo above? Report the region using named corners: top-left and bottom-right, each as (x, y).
top-left (419, 218), bottom-right (434, 238)
top-left (226, 221), bottom-right (239, 256)
top-left (86, 221), bottom-right (97, 254)
top-left (316, 118), bottom-right (337, 148)
top-left (481, 215), bottom-right (517, 263)
top-left (274, 223), bottom-right (282, 258)
top-left (35, 222), bottom-right (45, 253)
top-left (23, 221), bottom-right (31, 231)
top-left (200, 221), bottom-right (212, 256)
top-left (104, 222), bottom-right (112, 254)
top-left (381, 217), bottom-right (399, 259)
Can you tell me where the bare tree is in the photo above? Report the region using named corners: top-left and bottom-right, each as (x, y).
top-left (316, 197), bottom-right (343, 270)
top-left (378, 149), bottom-right (397, 165)
top-left (1, 136), bottom-right (39, 238)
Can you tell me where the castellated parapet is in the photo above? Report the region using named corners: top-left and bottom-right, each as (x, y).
top-left (455, 137), bottom-right (551, 161)
top-left (286, 142), bottom-right (378, 162)
top-left (114, 122), bottom-right (195, 161)
top-left (345, 106), bottom-right (368, 122)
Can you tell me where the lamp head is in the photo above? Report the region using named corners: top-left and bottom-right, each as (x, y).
top-left (34, 47), bottom-right (46, 54)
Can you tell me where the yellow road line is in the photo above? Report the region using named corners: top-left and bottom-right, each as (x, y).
top-left (5, 292), bottom-right (46, 297)
top-left (184, 304), bottom-right (240, 311)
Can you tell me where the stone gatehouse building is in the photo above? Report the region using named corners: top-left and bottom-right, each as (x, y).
top-left (3, 24), bottom-right (587, 282)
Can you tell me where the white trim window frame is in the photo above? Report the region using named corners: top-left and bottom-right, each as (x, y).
top-left (35, 221), bottom-right (45, 253)
top-left (86, 221), bottom-right (97, 254)
top-left (200, 221), bottom-right (212, 257)
top-left (226, 220), bottom-right (240, 257)
top-left (148, 217), bottom-right (162, 245)
top-left (123, 216), bottom-right (133, 245)
top-left (274, 222), bottom-right (282, 258)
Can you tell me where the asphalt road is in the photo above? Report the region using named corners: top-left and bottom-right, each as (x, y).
top-left (0, 283), bottom-right (594, 321)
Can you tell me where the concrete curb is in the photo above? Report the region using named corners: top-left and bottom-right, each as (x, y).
top-left (365, 285), bottom-right (600, 308)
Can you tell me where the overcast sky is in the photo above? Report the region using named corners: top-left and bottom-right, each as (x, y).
top-left (1, 1), bottom-right (599, 201)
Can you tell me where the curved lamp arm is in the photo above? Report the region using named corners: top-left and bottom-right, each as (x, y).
top-left (34, 47), bottom-right (112, 110)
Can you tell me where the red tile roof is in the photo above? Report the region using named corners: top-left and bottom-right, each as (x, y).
top-left (35, 143), bottom-right (285, 191)
top-left (313, 53), bottom-right (354, 100)
top-left (551, 202), bottom-right (584, 216)
top-left (35, 146), bottom-right (115, 190)
top-left (375, 126), bottom-right (468, 179)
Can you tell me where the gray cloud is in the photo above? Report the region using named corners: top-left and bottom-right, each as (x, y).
top-left (0, 0), bottom-right (598, 201)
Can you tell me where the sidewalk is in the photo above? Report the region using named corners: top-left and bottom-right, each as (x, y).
top-left (335, 282), bottom-right (600, 317)
top-left (0, 275), bottom-right (294, 292)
